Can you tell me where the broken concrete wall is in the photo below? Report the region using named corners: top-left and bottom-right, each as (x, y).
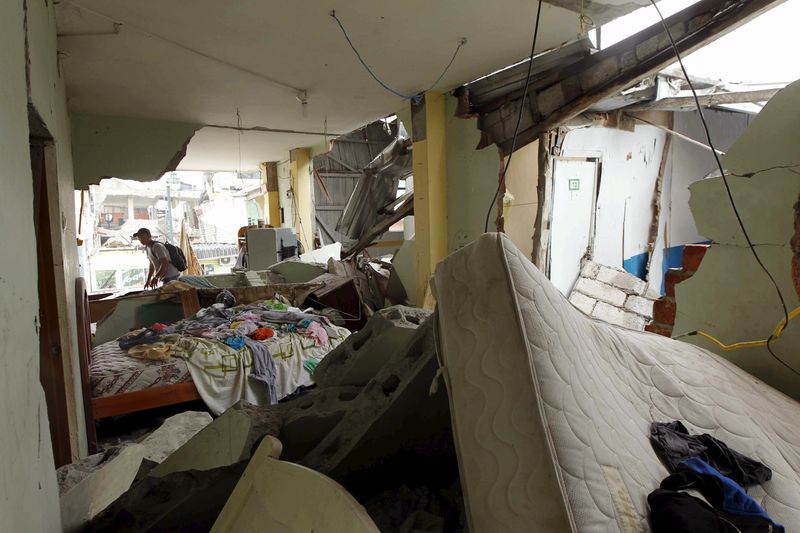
top-left (569, 260), bottom-right (657, 330)
top-left (674, 80), bottom-right (800, 399)
top-left (0, 0), bottom-right (84, 529)
top-left (71, 113), bottom-right (201, 188)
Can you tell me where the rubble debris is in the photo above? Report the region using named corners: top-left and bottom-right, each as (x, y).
top-left (387, 240), bottom-right (416, 306)
top-left (364, 483), bottom-right (465, 533)
top-left (149, 386), bottom-right (363, 477)
top-left (314, 305), bottom-right (431, 387)
top-left (301, 316), bottom-right (446, 478)
top-left (86, 461), bottom-right (249, 532)
top-left (568, 260), bottom-right (659, 330)
top-left (211, 437), bottom-right (379, 532)
top-left (59, 444), bottom-right (146, 532)
top-left (269, 259), bottom-right (327, 283)
top-left (137, 411), bottom-right (212, 463)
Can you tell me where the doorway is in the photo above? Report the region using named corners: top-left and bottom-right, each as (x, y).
top-left (548, 157), bottom-right (600, 296)
top-left (31, 136), bottom-right (78, 466)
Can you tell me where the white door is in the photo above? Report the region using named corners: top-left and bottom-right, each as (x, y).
top-left (549, 159), bottom-right (598, 295)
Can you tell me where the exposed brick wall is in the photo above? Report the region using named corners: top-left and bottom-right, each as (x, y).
top-left (569, 261), bottom-right (657, 331)
top-left (645, 244), bottom-right (710, 337)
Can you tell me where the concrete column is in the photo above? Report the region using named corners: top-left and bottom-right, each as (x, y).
top-left (260, 161), bottom-right (281, 227)
top-left (289, 148), bottom-right (314, 251)
top-left (411, 92), bottom-right (448, 306)
top-left (127, 196), bottom-right (135, 222)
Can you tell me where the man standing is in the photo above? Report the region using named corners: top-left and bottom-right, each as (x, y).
top-left (132, 228), bottom-right (181, 289)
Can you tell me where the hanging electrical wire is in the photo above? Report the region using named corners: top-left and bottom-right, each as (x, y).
top-left (484, 0), bottom-right (545, 233)
top-left (647, 0), bottom-right (798, 377)
top-left (330, 10), bottom-right (467, 103)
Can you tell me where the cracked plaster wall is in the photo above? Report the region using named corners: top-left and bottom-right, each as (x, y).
top-left (674, 80), bottom-right (800, 399)
top-left (1, 0), bottom-right (66, 530)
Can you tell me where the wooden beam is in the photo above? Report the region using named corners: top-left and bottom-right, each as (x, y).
top-left (625, 88), bottom-right (780, 111)
top-left (478, 0), bottom-right (786, 154)
top-left (343, 198), bottom-right (414, 258)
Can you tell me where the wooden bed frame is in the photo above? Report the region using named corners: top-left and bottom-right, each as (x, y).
top-left (76, 278), bottom-right (204, 452)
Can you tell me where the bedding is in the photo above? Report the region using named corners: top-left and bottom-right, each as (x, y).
top-left (90, 302), bottom-right (351, 414)
top-left (433, 234), bottom-right (800, 532)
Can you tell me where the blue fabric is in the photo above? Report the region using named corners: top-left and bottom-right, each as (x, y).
top-left (224, 335), bottom-right (246, 349)
top-left (682, 458), bottom-right (772, 521)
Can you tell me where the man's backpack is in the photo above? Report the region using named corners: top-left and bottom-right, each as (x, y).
top-left (162, 241), bottom-right (188, 272)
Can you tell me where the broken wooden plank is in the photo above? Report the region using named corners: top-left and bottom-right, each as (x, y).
top-left (625, 88), bottom-right (781, 111)
top-left (343, 197), bottom-right (414, 258)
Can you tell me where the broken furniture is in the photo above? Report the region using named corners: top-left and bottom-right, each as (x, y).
top-left (211, 437), bottom-right (379, 532)
top-left (433, 233), bottom-right (800, 531)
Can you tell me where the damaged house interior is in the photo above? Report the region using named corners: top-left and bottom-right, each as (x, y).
top-left (5, 0), bottom-right (800, 530)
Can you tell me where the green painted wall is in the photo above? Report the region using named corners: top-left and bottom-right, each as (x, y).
top-left (445, 95), bottom-right (500, 253)
top-left (674, 80), bottom-right (800, 400)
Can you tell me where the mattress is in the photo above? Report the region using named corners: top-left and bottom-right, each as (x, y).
top-left (433, 233), bottom-right (800, 532)
top-left (90, 341), bottom-right (191, 398)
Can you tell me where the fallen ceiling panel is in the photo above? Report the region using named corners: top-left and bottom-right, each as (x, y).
top-left (71, 113), bottom-right (200, 187)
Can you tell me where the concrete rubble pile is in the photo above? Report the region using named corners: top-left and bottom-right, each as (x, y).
top-left (68, 305), bottom-right (466, 532)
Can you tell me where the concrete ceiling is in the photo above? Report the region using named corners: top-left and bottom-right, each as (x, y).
top-left (56, 0), bottom-right (650, 170)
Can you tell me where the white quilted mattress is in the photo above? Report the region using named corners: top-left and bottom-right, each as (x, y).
top-left (433, 233), bottom-right (800, 532)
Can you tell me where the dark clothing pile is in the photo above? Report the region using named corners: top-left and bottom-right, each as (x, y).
top-left (649, 421), bottom-right (783, 533)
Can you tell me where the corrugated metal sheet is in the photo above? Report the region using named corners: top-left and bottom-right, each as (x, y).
top-left (311, 119), bottom-right (401, 245)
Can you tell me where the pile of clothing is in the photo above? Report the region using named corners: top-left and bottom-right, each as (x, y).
top-left (649, 421), bottom-right (783, 532)
top-left (116, 297), bottom-right (348, 411)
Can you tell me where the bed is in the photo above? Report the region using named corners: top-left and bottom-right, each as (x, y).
top-left (76, 278), bottom-right (350, 452)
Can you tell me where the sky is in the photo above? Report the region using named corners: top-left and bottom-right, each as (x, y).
top-left (597, 0), bottom-right (800, 84)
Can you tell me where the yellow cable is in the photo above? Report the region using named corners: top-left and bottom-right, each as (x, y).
top-left (684, 306), bottom-right (800, 352)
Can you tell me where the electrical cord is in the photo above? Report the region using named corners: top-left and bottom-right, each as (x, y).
top-left (674, 306), bottom-right (800, 352)
top-left (484, 0), bottom-right (545, 233)
top-left (648, 0), bottom-right (798, 377)
top-left (330, 10), bottom-right (467, 103)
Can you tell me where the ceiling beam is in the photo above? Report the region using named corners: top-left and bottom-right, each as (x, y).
top-left (476, 0), bottom-right (787, 154)
top-left (624, 88), bottom-right (781, 111)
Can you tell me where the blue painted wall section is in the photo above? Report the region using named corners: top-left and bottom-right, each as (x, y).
top-left (623, 252), bottom-right (649, 281)
top-left (623, 241), bottom-right (712, 295)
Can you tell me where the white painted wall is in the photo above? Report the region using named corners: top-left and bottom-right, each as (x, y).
top-left (561, 124), bottom-right (667, 283)
top-left (0, 1), bottom-right (62, 530)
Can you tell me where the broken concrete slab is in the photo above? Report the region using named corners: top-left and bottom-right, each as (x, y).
top-left (137, 411), bottom-right (212, 464)
top-left (314, 305), bottom-right (431, 388)
top-left (86, 461), bottom-right (248, 532)
top-left (301, 316), bottom-right (450, 480)
top-left (60, 444), bottom-right (146, 533)
top-left (148, 385), bottom-right (362, 477)
top-left (211, 437), bottom-right (379, 532)
top-left (269, 259), bottom-right (327, 283)
top-left (676, 80), bottom-right (800, 399)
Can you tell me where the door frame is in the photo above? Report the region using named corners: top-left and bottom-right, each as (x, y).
top-left (31, 136), bottom-right (80, 466)
top-left (544, 156), bottom-right (602, 282)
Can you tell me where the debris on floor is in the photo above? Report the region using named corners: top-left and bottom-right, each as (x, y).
top-left (568, 259), bottom-right (659, 330)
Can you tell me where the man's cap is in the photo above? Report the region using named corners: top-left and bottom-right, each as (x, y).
top-left (132, 228), bottom-right (151, 240)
